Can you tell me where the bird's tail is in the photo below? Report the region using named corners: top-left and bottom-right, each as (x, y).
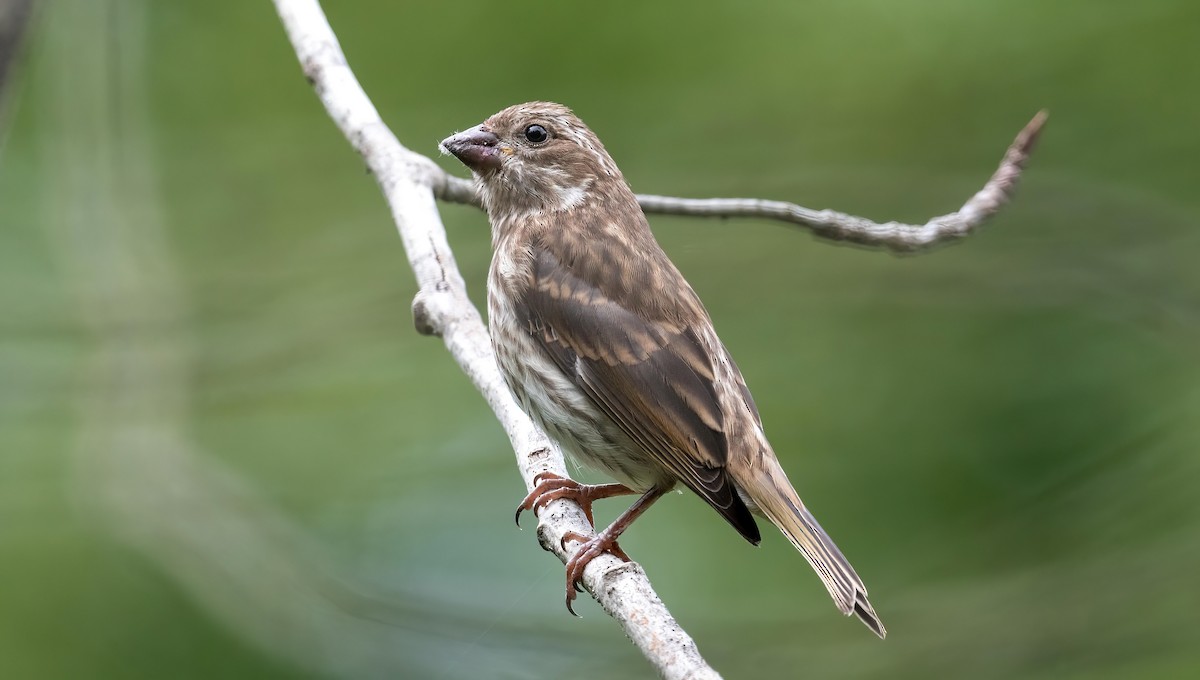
top-left (738, 456), bottom-right (886, 639)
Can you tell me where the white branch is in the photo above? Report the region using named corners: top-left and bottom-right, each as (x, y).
top-left (273, 1), bottom-right (722, 678)
top-left (436, 112), bottom-right (1047, 253)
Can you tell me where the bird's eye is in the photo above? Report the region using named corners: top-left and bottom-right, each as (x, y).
top-left (523, 124), bottom-right (549, 144)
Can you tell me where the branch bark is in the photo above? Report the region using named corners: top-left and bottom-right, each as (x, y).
top-left (274, 1), bottom-right (1044, 677)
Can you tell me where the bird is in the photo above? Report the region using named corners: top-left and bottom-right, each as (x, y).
top-left (440, 101), bottom-right (885, 638)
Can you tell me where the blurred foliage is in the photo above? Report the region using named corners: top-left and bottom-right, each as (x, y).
top-left (1, 1), bottom-right (1198, 678)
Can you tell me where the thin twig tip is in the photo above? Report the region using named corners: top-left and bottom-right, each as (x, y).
top-left (1015, 110), bottom-right (1050, 153)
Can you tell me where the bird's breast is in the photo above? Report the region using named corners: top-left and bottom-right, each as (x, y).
top-left (487, 251), bottom-right (665, 492)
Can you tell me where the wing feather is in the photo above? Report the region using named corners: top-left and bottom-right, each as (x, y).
top-left (518, 242), bottom-right (760, 543)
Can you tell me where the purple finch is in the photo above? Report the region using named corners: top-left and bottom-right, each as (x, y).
top-left (441, 102), bottom-right (884, 638)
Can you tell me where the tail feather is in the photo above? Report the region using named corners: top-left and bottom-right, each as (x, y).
top-left (854, 596), bottom-right (886, 639)
top-left (739, 458), bottom-right (886, 639)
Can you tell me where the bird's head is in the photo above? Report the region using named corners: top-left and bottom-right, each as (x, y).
top-left (440, 101), bottom-right (624, 216)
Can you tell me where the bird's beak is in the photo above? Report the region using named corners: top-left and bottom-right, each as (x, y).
top-left (440, 125), bottom-right (502, 173)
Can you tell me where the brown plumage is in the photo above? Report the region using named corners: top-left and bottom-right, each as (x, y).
top-left (441, 101), bottom-right (885, 638)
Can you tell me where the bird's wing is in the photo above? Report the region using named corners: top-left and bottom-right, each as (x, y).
top-left (517, 242), bottom-right (760, 544)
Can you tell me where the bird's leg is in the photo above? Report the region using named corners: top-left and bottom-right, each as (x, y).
top-left (515, 472), bottom-right (635, 528)
top-left (560, 485), bottom-right (670, 615)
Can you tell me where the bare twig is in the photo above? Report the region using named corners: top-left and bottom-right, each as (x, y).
top-left (273, 1), bottom-right (722, 678)
top-left (436, 112), bottom-right (1047, 253)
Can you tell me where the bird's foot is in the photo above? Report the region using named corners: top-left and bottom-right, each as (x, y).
top-left (514, 472), bottom-right (633, 528)
top-left (560, 529), bottom-right (632, 616)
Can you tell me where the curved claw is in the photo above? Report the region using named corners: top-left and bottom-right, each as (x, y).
top-left (514, 473), bottom-right (573, 528)
top-left (559, 530), bottom-right (589, 552)
top-left (560, 530), bottom-right (633, 615)
top-left (565, 557), bottom-right (586, 615)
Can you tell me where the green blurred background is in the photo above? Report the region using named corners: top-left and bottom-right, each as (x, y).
top-left (2, 1), bottom-right (1198, 678)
